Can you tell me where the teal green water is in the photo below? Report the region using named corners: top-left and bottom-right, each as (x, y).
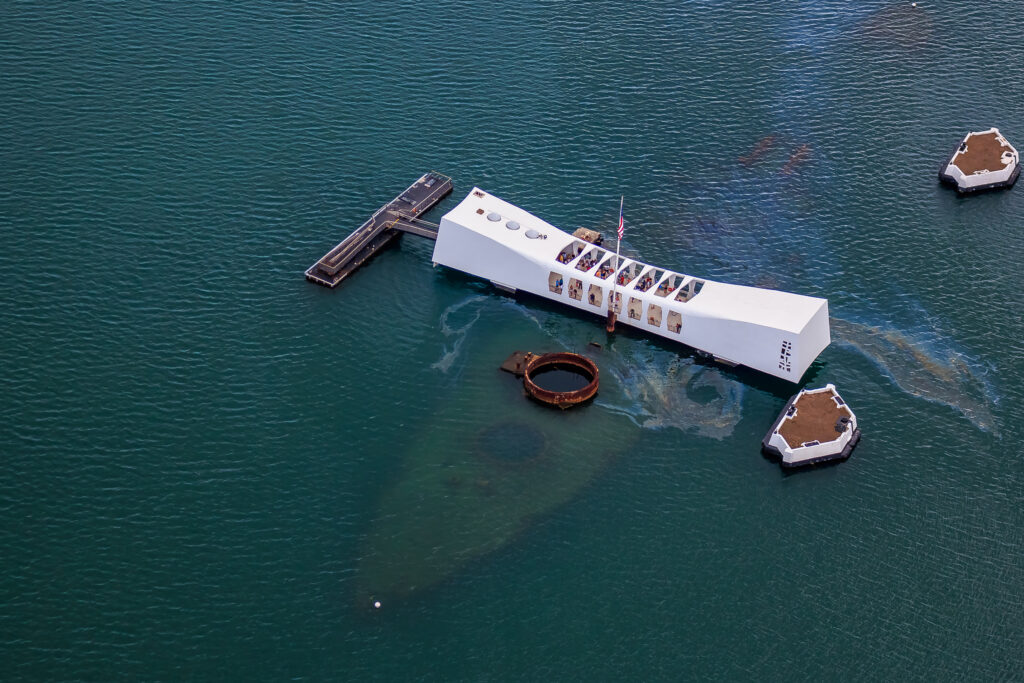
top-left (2, 2), bottom-right (1023, 680)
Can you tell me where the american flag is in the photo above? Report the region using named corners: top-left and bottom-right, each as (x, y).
top-left (617, 200), bottom-right (624, 241)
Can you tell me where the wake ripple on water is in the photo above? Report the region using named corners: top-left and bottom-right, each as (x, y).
top-left (595, 350), bottom-right (743, 440)
top-left (831, 317), bottom-right (999, 435)
top-left (429, 294), bottom-right (744, 440)
top-left (430, 294), bottom-right (489, 374)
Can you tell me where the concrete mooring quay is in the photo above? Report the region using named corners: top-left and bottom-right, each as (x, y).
top-left (305, 172), bottom-right (453, 288)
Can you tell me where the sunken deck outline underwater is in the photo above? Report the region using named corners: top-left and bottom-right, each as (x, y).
top-left (431, 188), bottom-right (831, 382)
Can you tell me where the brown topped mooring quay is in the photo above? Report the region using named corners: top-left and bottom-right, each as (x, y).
top-left (949, 131), bottom-right (1009, 175)
top-left (939, 128), bottom-right (1019, 194)
top-left (305, 172), bottom-right (453, 288)
top-left (777, 390), bottom-right (852, 449)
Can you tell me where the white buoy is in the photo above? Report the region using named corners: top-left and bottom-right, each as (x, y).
top-left (911, 2), bottom-right (917, 7)
top-left (373, 600), bottom-right (381, 609)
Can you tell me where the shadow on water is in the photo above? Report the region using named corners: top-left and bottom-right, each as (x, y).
top-left (761, 447), bottom-right (850, 478)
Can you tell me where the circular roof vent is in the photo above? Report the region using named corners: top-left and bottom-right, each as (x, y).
top-left (487, 212), bottom-right (501, 222)
top-left (525, 229), bottom-right (540, 239)
top-left (506, 220), bottom-right (521, 230)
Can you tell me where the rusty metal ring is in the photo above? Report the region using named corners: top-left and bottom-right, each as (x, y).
top-left (522, 352), bottom-right (599, 409)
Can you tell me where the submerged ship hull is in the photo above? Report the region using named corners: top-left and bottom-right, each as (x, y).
top-left (432, 189), bottom-right (830, 382)
top-left (355, 324), bottom-right (631, 607)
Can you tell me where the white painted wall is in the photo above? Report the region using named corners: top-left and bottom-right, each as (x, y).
top-left (432, 188), bottom-right (832, 382)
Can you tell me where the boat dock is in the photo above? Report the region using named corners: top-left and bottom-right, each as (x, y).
top-left (305, 172), bottom-right (453, 288)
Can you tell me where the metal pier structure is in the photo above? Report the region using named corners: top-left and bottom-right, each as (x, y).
top-left (305, 172), bottom-right (453, 288)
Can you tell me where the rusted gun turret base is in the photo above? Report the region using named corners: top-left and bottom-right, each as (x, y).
top-left (500, 351), bottom-right (599, 409)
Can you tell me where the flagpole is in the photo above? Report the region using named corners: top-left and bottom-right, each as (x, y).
top-left (606, 195), bottom-right (623, 333)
